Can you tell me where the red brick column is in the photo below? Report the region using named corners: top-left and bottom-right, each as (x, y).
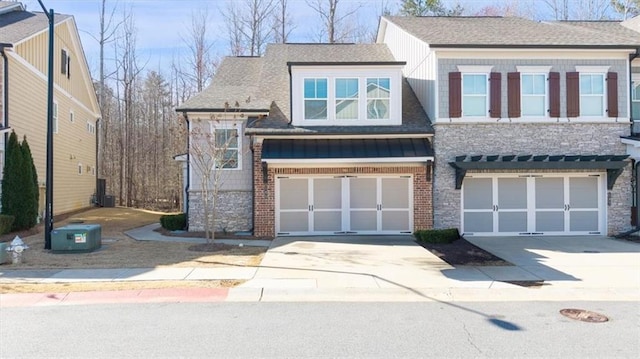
top-left (413, 163), bottom-right (433, 231)
top-left (252, 142), bottom-right (275, 238)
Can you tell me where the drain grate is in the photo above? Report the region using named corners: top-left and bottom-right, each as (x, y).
top-left (560, 309), bottom-right (609, 323)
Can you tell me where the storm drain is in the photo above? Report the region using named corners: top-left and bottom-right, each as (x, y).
top-left (560, 309), bottom-right (609, 323)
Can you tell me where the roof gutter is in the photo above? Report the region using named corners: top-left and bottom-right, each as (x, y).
top-left (1, 44), bottom-right (13, 149)
top-left (429, 44), bottom-right (640, 50)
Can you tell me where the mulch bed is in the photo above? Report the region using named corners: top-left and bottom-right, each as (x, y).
top-left (417, 237), bottom-right (513, 266)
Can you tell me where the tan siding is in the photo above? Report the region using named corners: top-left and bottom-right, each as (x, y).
top-left (7, 34), bottom-right (97, 216)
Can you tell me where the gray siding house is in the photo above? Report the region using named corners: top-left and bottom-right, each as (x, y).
top-left (177, 44), bottom-right (434, 238)
top-left (379, 16), bottom-right (640, 236)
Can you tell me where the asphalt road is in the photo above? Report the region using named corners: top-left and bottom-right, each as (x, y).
top-left (1, 301), bottom-right (638, 358)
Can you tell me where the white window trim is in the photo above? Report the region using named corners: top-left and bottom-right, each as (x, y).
top-left (575, 65), bottom-right (610, 73)
top-left (457, 65), bottom-right (493, 73)
top-left (461, 72), bottom-right (490, 118)
top-left (53, 101), bottom-right (59, 134)
top-left (366, 77), bottom-right (391, 121)
top-left (519, 71), bottom-right (549, 119)
top-left (292, 66), bottom-right (402, 126)
top-left (516, 66), bottom-right (552, 73)
top-left (579, 73), bottom-right (606, 118)
top-left (334, 77), bottom-right (359, 121)
top-left (303, 78), bottom-right (328, 121)
top-left (208, 120), bottom-right (242, 171)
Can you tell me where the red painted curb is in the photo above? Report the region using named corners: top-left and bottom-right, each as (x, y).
top-left (0, 287), bottom-right (229, 307)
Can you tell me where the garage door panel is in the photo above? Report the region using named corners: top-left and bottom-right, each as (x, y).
top-left (382, 178), bottom-right (409, 208)
top-left (569, 177), bottom-right (598, 209)
top-left (314, 178), bottom-right (342, 209)
top-left (382, 211), bottom-right (410, 231)
top-left (351, 211), bottom-right (377, 231)
top-left (464, 212), bottom-right (493, 233)
top-left (536, 178), bottom-right (564, 209)
top-left (464, 178), bottom-right (493, 209)
top-left (536, 212), bottom-right (564, 232)
top-left (280, 212), bottom-right (309, 232)
top-left (314, 211), bottom-right (342, 232)
top-left (498, 178), bottom-right (527, 209)
top-left (498, 212), bottom-right (527, 232)
top-left (350, 178), bottom-right (377, 208)
top-left (570, 211), bottom-right (599, 232)
top-left (280, 179), bottom-right (308, 210)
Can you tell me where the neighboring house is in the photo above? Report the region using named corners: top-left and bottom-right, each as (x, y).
top-left (0, 1), bottom-right (100, 216)
top-left (177, 43), bottom-right (434, 237)
top-left (378, 16), bottom-right (639, 236)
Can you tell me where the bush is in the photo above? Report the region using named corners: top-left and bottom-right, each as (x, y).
top-left (160, 213), bottom-right (186, 231)
top-left (414, 228), bottom-right (460, 244)
top-left (0, 215), bottom-right (15, 235)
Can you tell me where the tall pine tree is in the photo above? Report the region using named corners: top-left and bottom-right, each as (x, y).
top-left (1, 131), bottom-right (38, 231)
top-left (21, 136), bottom-right (38, 229)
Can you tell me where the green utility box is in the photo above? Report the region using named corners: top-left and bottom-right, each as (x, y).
top-left (52, 224), bottom-right (102, 253)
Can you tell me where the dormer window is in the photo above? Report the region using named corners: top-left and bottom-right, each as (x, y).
top-left (367, 78), bottom-right (390, 120)
top-left (304, 78), bottom-right (327, 120)
top-left (292, 65), bottom-right (402, 126)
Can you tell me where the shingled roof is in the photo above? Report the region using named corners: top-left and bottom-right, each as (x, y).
top-left (178, 43), bottom-right (433, 135)
top-left (0, 1), bottom-right (71, 44)
top-left (383, 16), bottom-right (640, 48)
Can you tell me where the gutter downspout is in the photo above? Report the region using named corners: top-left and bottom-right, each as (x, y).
top-left (183, 113), bottom-right (190, 230)
top-left (95, 117), bottom-right (100, 206)
top-left (1, 44), bottom-right (12, 150)
top-left (622, 49), bottom-right (640, 236)
top-left (287, 63), bottom-right (292, 124)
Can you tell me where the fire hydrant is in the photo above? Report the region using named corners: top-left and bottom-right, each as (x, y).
top-left (6, 236), bottom-right (29, 264)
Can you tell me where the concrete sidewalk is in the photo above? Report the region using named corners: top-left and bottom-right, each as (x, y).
top-left (1, 225), bottom-right (639, 304)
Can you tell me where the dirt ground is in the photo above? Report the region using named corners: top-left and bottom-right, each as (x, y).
top-left (0, 207), bottom-right (266, 293)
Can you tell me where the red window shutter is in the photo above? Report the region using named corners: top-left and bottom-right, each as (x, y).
top-left (489, 72), bottom-right (501, 118)
top-left (566, 72), bottom-right (580, 117)
top-left (549, 72), bottom-right (560, 118)
top-left (449, 72), bottom-right (462, 118)
top-left (507, 72), bottom-right (520, 118)
top-left (607, 72), bottom-right (618, 117)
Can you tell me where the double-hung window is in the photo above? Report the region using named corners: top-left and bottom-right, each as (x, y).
top-left (579, 73), bottom-right (605, 116)
top-left (632, 77), bottom-right (640, 120)
top-left (214, 128), bottom-right (239, 169)
top-left (367, 78), bottom-right (390, 120)
top-left (462, 74), bottom-right (488, 117)
top-left (335, 78), bottom-right (359, 120)
top-left (304, 78), bottom-right (328, 120)
top-left (521, 73), bottom-right (546, 117)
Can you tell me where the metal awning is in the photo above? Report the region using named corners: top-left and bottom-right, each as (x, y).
top-left (261, 138), bottom-right (434, 163)
top-left (449, 154), bottom-right (630, 190)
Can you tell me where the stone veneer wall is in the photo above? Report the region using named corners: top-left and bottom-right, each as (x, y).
top-left (434, 122), bottom-right (632, 235)
top-left (188, 190), bottom-right (253, 232)
top-left (252, 142), bottom-right (433, 238)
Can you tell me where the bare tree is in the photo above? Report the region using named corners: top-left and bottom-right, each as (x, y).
top-left (612, 0), bottom-right (640, 19)
top-left (542, 0), bottom-right (570, 20)
top-left (180, 7), bottom-right (217, 93)
top-left (306, 0), bottom-right (362, 43)
top-left (188, 104), bottom-right (244, 243)
top-left (272, 0), bottom-right (295, 43)
top-left (398, 0), bottom-right (464, 16)
top-left (223, 0), bottom-right (276, 56)
top-left (573, 0), bottom-right (612, 19)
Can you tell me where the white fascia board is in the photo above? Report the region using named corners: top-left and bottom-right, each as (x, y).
top-left (254, 133), bottom-right (433, 140)
top-left (436, 48), bottom-right (634, 60)
top-left (262, 156), bottom-right (434, 164)
top-left (516, 66), bottom-right (552, 73)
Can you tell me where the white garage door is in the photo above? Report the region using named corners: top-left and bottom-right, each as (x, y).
top-left (276, 175), bottom-right (413, 235)
top-left (462, 173), bottom-right (604, 236)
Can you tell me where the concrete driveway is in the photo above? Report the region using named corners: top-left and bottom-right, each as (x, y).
top-left (465, 236), bottom-right (640, 289)
top-left (241, 235), bottom-right (640, 292)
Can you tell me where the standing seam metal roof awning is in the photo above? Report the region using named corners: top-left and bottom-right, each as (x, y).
top-left (261, 138), bottom-right (434, 163)
top-left (449, 154), bottom-right (630, 190)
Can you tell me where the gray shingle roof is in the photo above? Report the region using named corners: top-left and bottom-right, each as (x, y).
top-left (178, 43), bottom-right (433, 135)
top-left (383, 16), bottom-right (640, 47)
top-left (0, 2), bottom-right (72, 44)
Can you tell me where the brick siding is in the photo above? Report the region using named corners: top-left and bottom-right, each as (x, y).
top-left (253, 142), bottom-right (433, 237)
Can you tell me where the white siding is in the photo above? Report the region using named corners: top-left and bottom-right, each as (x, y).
top-left (379, 19), bottom-right (437, 121)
